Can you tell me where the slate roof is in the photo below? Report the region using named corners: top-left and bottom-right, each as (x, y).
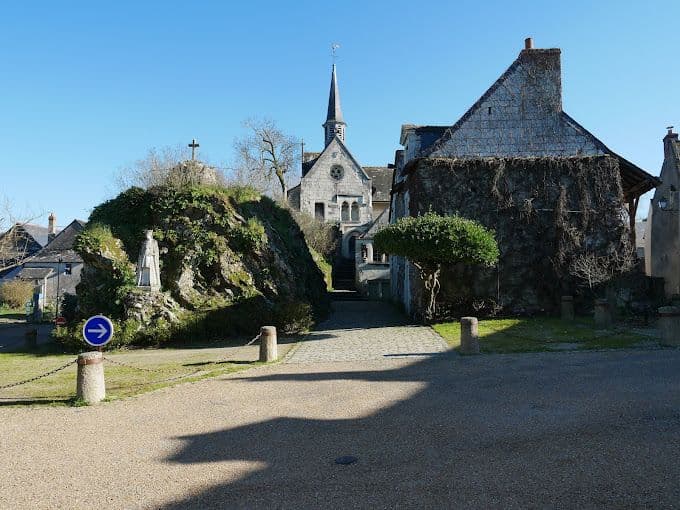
top-left (26, 220), bottom-right (86, 264)
top-left (16, 267), bottom-right (54, 280)
top-left (361, 207), bottom-right (390, 239)
top-left (21, 224), bottom-right (50, 248)
top-left (364, 167), bottom-right (394, 202)
top-left (400, 125), bottom-right (449, 153)
top-left (0, 223), bottom-right (49, 267)
top-left (325, 64), bottom-right (345, 124)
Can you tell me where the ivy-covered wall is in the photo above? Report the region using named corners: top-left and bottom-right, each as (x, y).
top-left (396, 155), bottom-right (632, 315)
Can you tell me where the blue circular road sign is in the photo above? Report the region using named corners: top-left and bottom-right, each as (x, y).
top-left (82, 315), bottom-right (114, 347)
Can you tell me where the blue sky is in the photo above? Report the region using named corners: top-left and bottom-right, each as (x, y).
top-left (0, 1), bottom-right (677, 227)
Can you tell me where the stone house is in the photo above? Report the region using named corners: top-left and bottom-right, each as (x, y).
top-left (1, 218), bottom-right (86, 312)
top-left (354, 208), bottom-right (391, 299)
top-left (390, 39), bottom-right (659, 316)
top-left (288, 64), bottom-right (393, 291)
top-left (0, 214), bottom-right (55, 271)
top-left (646, 128), bottom-right (680, 296)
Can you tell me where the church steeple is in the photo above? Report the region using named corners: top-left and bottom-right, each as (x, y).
top-left (323, 64), bottom-right (346, 147)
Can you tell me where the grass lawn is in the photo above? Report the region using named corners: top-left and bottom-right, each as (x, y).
top-left (0, 305), bottom-right (25, 322)
top-left (433, 317), bottom-right (655, 354)
top-left (0, 343), bottom-right (272, 406)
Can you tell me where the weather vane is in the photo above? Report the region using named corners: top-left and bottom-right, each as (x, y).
top-left (331, 43), bottom-right (340, 64)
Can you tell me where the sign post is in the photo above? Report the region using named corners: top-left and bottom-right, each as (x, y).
top-left (82, 315), bottom-right (114, 348)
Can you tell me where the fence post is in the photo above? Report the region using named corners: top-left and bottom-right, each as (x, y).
top-left (561, 295), bottom-right (575, 321)
top-left (594, 299), bottom-right (612, 328)
top-left (658, 306), bottom-right (680, 347)
top-left (76, 351), bottom-right (105, 404)
top-left (460, 317), bottom-right (480, 354)
top-left (259, 326), bottom-right (278, 362)
top-left (24, 327), bottom-right (38, 349)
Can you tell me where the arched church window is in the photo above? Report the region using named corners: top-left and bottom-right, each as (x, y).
top-left (341, 201), bottom-right (349, 221)
top-left (351, 202), bottom-right (359, 222)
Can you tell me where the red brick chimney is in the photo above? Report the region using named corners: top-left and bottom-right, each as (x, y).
top-left (525, 37), bottom-right (534, 50)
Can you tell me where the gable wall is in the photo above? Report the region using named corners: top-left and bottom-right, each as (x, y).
top-left (428, 50), bottom-right (605, 160)
top-left (648, 136), bottom-right (680, 295)
top-left (300, 140), bottom-right (372, 224)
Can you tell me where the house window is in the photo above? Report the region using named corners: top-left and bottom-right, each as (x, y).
top-left (314, 202), bottom-right (325, 220)
top-left (64, 263), bottom-right (72, 275)
top-left (341, 202), bottom-right (350, 221)
top-left (351, 202), bottom-right (359, 222)
top-left (373, 251), bottom-right (388, 263)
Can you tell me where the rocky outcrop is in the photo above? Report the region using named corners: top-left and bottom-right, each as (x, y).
top-left (71, 185), bottom-right (329, 344)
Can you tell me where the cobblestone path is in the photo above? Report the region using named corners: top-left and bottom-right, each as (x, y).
top-left (285, 300), bottom-right (448, 363)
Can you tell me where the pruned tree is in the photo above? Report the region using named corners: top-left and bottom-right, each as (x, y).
top-left (374, 212), bottom-right (499, 322)
top-left (232, 118), bottom-right (299, 199)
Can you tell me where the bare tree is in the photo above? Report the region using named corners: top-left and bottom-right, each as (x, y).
top-left (568, 250), bottom-right (635, 292)
top-left (232, 118), bottom-right (299, 199)
top-left (115, 145), bottom-right (190, 190)
top-left (0, 197), bottom-right (44, 270)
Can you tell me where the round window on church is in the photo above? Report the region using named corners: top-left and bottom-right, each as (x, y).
top-left (330, 165), bottom-right (344, 181)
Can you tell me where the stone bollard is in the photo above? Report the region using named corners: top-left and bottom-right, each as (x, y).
top-left (24, 328), bottom-right (38, 349)
top-left (658, 306), bottom-right (680, 347)
top-left (460, 317), bottom-right (480, 354)
top-left (561, 295), bottom-right (575, 321)
top-left (259, 326), bottom-right (278, 362)
top-left (594, 299), bottom-right (612, 328)
top-left (76, 351), bottom-right (105, 404)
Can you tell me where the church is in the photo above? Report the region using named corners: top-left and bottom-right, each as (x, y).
top-left (288, 64), bottom-right (393, 268)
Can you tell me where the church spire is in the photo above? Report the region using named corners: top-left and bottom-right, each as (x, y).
top-left (323, 63), bottom-right (346, 146)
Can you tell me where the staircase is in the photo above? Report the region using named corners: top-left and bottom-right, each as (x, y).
top-left (331, 258), bottom-right (366, 301)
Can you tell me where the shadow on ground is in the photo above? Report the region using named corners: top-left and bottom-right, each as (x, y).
top-left (160, 348), bottom-right (680, 508)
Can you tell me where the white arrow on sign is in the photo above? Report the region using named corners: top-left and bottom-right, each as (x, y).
top-left (87, 324), bottom-right (108, 339)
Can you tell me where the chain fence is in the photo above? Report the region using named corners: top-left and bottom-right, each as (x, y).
top-left (0, 331), bottom-right (264, 392)
top-left (0, 359), bottom-right (77, 390)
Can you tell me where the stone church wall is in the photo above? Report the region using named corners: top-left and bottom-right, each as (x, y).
top-left (396, 155), bottom-right (632, 315)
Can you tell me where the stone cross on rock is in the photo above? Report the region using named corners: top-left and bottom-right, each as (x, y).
top-left (188, 138), bottom-right (200, 160)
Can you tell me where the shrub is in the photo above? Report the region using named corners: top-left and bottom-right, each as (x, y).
top-left (290, 210), bottom-right (339, 259)
top-left (0, 280), bottom-right (34, 308)
top-left (60, 293), bottom-right (78, 323)
top-left (375, 212), bottom-right (499, 321)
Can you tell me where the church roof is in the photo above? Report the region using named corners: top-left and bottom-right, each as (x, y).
top-left (364, 167), bottom-right (394, 202)
top-left (325, 64), bottom-right (345, 125)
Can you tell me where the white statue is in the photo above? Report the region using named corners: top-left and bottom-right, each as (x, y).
top-left (136, 230), bottom-right (161, 292)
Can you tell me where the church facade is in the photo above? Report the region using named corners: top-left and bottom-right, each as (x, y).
top-left (288, 64), bottom-right (393, 262)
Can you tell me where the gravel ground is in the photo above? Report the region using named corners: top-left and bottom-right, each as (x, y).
top-left (2, 303), bottom-right (680, 509)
